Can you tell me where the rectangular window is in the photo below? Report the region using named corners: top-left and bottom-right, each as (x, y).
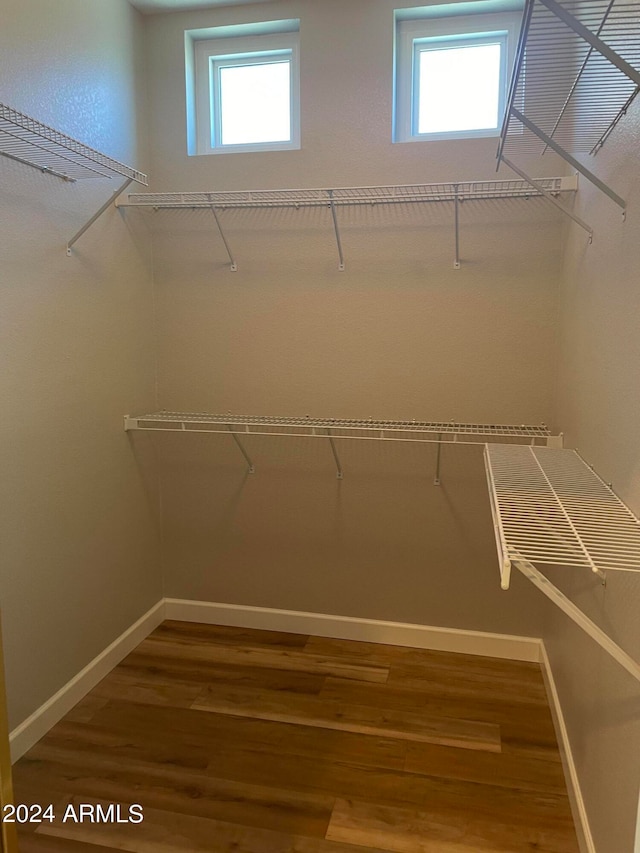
top-left (395, 9), bottom-right (521, 143)
top-left (188, 22), bottom-right (300, 155)
top-left (215, 53), bottom-right (292, 146)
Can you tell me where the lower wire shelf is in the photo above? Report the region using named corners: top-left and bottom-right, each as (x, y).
top-left (124, 411), bottom-right (557, 444)
top-left (124, 410), bottom-right (560, 484)
top-left (485, 444), bottom-right (640, 682)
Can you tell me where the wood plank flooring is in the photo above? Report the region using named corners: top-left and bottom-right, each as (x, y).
top-left (13, 621), bottom-right (580, 852)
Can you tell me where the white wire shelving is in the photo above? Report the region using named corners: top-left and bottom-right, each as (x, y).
top-left (0, 101), bottom-right (148, 254)
top-left (115, 178), bottom-right (576, 272)
top-left (125, 411), bottom-right (561, 484)
top-left (485, 444), bottom-right (640, 682)
top-left (498, 0), bottom-right (640, 221)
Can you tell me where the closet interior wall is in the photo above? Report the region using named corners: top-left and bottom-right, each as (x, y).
top-left (142, 0), bottom-right (562, 636)
top-left (0, 0), bottom-right (161, 729)
top-left (549, 94), bottom-right (640, 853)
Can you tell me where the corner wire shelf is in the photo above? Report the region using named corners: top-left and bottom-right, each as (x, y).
top-left (115, 178), bottom-right (576, 272)
top-left (125, 411), bottom-right (560, 485)
top-left (485, 444), bottom-right (640, 682)
top-left (0, 102), bottom-right (148, 255)
top-left (497, 0), bottom-right (640, 232)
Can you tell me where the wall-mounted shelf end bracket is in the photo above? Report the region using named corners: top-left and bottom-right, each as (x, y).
top-left (500, 157), bottom-right (593, 241)
top-left (515, 558), bottom-right (638, 681)
top-left (67, 178), bottom-right (134, 256)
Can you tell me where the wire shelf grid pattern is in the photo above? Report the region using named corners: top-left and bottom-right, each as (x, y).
top-left (503, 0), bottom-right (640, 155)
top-left (121, 179), bottom-right (572, 210)
top-left (126, 411), bottom-right (553, 444)
top-left (0, 103), bottom-right (148, 184)
top-left (485, 444), bottom-right (640, 577)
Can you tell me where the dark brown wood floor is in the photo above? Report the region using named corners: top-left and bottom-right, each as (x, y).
top-left (13, 621), bottom-right (579, 852)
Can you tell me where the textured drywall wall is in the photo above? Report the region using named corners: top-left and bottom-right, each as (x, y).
top-left (0, 0), bottom-right (161, 729)
top-left (552, 97), bottom-right (640, 853)
top-left (144, 0), bottom-right (561, 635)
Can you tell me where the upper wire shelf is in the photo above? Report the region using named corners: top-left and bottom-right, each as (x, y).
top-left (498, 0), bottom-right (640, 214)
top-left (501, 0), bottom-right (640, 158)
top-left (0, 102), bottom-right (148, 185)
top-left (117, 179), bottom-right (576, 271)
top-left (118, 179), bottom-right (574, 210)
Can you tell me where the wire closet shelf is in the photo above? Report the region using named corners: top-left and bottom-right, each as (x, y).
top-left (500, 0), bottom-right (640, 158)
top-left (118, 179), bottom-right (574, 209)
top-left (125, 411), bottom-right (556, 443)
top-left (117, 178), bottom-right (576, 271)
top-left (0, 102), bottom-right (148, 184)
top-left (485, 444), bottom-right (640, 682)
top-left (125, 412), bottom-right (560, 486)
top-left (498, 0), bottom-right (640, 213)
top-left (486, 444), bottom-right (640, 585)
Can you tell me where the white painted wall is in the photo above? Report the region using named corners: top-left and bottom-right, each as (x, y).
top-left (550, 96), bottom-right (640, 853)
top-left (142, 0), bottom-right (561, 637)
top-left (0, 0), bottom-right (161, 728)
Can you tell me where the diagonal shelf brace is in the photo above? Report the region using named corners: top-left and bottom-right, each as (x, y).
top-left (511, 108), bottom-right (626, 211)
top-left (227, 425), bottom-right (254, 473)
top-left (434, 434), bottom-right (443, 485)
top-left (67, 178), bottom-right (133, 256)
top-left (210, 205), bottom-right (237, 271)
top-left (514, 559), bottom-right (640, 684)
top-left (453, 189), bottom-right (461, 270)
top-left (328, 190), bottom-right (345, 271)
top-left (326, 428), bottom-right (344, 479)
top-left (500, 156), bottom-right (593, 240)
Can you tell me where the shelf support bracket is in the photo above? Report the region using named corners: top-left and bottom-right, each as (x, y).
top-left (326, 428), bottom-right (343, 479)
top-left (210, 205), bottom-right (237, 271)
top-left (510, 108), bottom-right (626, 211)
top-left (328, 190), bottom-right (345, 271)
top-left (453, 188), bottom-right (461, 270)
top-left (434, 434), bottom-right (443, 485)
top-left (66, 177), bottom-right (133, 256)
top-left (514, 559), bottom-right (640, 684)
top-left (227, 425), bottom-right (254, 473)
top-left (500, 156), bottom-right (593, 240)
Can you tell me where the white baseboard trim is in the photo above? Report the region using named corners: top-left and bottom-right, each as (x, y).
top-left (9, 597), bottom-right (543, 765)
top-left (540, 642), bottom-right (595, 853)
top-left (9, 600), bottom-right (165, 763)
top-left (164, 598), bottom-right (542, 663)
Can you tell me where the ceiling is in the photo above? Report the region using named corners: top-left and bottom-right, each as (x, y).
top-left (128, 0), bottom-right (272, 13)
